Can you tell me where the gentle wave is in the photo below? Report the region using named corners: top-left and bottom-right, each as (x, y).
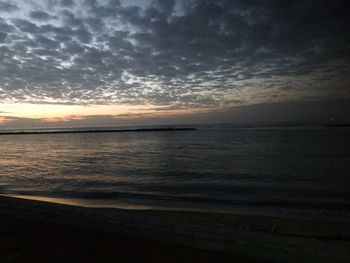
top-left (1, 125), bottom-right (350, 217)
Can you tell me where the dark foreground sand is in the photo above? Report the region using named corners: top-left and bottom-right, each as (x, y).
top-left (0, 213), bottom-right (246, 263)
top-left (0, 195), bottom-right (350, 263)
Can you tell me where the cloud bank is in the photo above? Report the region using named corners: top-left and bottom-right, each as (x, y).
top-left (0, 0), bottom-right (349, 128)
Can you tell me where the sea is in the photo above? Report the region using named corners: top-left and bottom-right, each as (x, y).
top-left (1, 124), bottom-right (349, 219)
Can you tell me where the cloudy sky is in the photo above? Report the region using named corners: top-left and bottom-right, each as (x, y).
top-left (0, 0), bottom-right (349, 127)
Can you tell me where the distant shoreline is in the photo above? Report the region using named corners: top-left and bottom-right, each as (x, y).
top-left (326, 123), bottom-right (350, 128)
top-left (0, 127), bottom-right (196, 136)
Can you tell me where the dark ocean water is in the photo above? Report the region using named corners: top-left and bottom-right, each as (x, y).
top-left (1, 124), bottom-right (349, 217)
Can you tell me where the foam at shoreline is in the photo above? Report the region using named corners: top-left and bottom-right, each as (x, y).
top-left (4, 193), bottom-right (350, 223)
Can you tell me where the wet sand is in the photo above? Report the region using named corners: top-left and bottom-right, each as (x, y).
top-left (1, 195), bottom-right (350, 262)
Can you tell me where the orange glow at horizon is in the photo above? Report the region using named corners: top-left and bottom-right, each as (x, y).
top-left (0, 103), bottom-right (211, 124)
top-left (0, 103), bottom-right (151, 119)
top-left (0, 117), bottom-right (10, 125)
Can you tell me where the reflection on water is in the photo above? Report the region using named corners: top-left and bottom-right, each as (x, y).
top-left (0, 125), bottom-right (350, 216)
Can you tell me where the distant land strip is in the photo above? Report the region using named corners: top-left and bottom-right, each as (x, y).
top-left (0, 127), bottom-right (196, 136)
top-left (326, 124), bottom-right (350, 128)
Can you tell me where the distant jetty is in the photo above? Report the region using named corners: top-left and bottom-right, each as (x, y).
top-left (0, 127), bottom-right (196, 136)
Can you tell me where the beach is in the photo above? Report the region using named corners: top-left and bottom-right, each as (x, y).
top-left (0, 198), bottom-right (242, 263)
top-left (1, 195), bottom-right (350, 262)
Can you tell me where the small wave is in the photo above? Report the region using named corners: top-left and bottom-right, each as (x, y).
top-left (6, 189), bottom-right (350, 214)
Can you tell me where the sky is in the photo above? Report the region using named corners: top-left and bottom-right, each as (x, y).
top-left (0, 0), bottom-right (349, 128)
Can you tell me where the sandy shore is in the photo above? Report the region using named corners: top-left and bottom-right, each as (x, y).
top-left (1, 195), bottom-right (350, 262)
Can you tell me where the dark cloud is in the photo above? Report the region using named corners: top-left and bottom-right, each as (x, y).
top-left (0, 31), bottom-right (7, 42)
top-left (0, 0), bottom-right (349, 109)
top-left (30, 11), bottom-right (53, 21)
top-left (0, 1), bottom-right (18, 12)
top-left (12, 19), bottom-right (40, 33)
top-left (35, 35), bottom-right (60, 49)
top-left (152, 0), bottom-right (175, 16)
top-left (60, 0), bottom-right (74, 7)
top-left (0, 19), bottom-right (15, 32)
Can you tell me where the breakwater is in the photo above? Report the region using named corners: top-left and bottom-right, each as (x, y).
top-left (0, 127), bottom-right (196, 136)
